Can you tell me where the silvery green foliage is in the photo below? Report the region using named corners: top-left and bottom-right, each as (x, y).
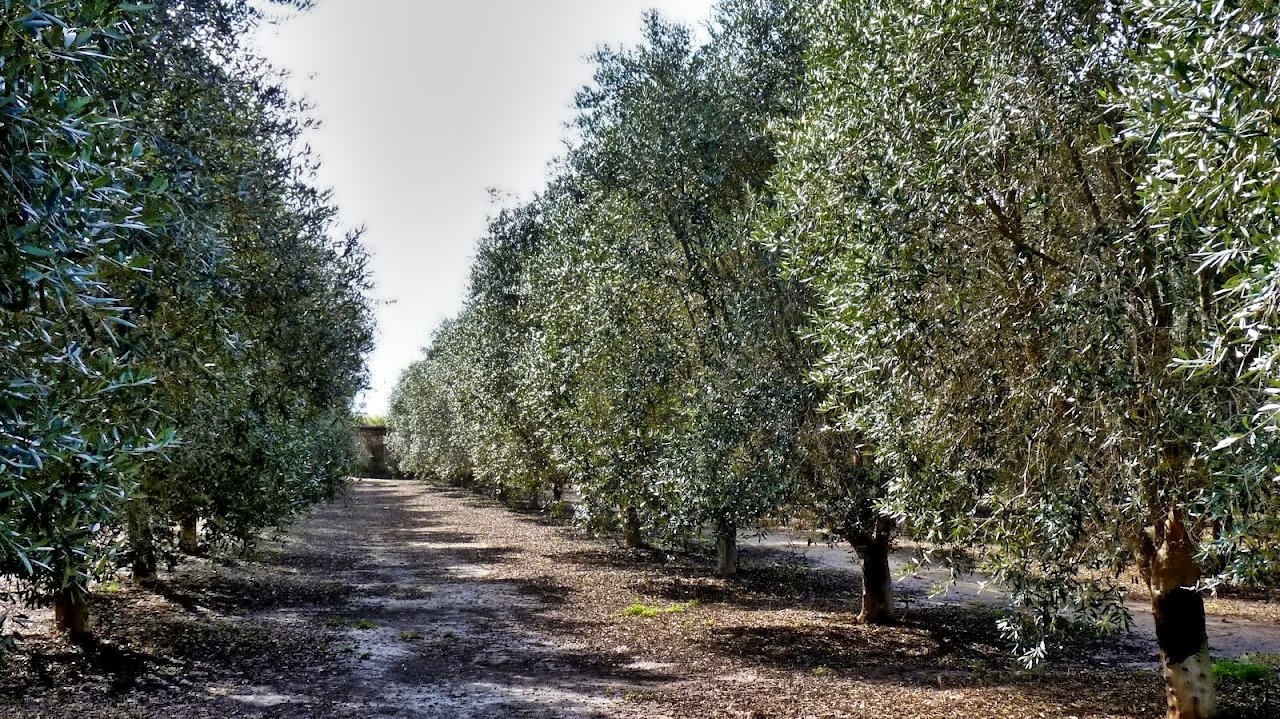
top-left (2, 0), bottom-right (373, 623)
top-left (387, 348), bottom-right (475, 483)
top-left (389, 2), bottom-right (823, 547)
top-left (772, 0), bottom-right (1278, 663)
top-left (2, 0), bottom-right (171, 610)
top-left (1121, 0), bottom-right (1280, 588)
top-left (112, 0), bottom-right (373, 555)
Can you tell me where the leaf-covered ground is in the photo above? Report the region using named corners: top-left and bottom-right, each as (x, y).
top-left (2, 479), bottom-right (1277, 718)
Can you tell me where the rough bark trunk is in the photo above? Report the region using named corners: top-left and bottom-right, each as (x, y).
top-left (551, 480), bottom-right (563, 503)
top-left (179, 515), bottom-right (199, 555)
top-left (855, 535), bottom-right (893, 624)
top-left (1142, 512), bottom-right (1215, 719)
top-left (621, 506), bottom-right (643, 548)
top-left (716, 529), bottom-right (738, 578)
top-left (127, 499), bottom-right (157, 586)
top-left (53, 589), bottom-right (89, 642)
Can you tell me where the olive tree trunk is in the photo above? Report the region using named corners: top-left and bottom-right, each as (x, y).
top-left (179, 514), bottom-right (199, 555)
top-left (1142, 512), bottom-right (1215, 719)
top-left (716, 525), bottom-right (738, 578)
top-left (127, 498), bottom-right (157, 586)
top-left (53, 589), bottom-right (89, 642)
top-left (621, 506), bottom-right (643, 548)
top-left (851, 517), bottom-right (896, 624)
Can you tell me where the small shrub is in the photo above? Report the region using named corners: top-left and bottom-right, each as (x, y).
top-left (1214, 657), bottom-right (1274, 684)
top-left (324, 616), bottom-right (345, 628)
top-left (812, 666), bottom-right (832, 677)
top-left (399, 630), bottom-right (421, 641)
top-left (352, 619), bottom-right (376, 630)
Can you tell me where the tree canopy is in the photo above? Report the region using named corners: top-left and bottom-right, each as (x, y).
top-left (2, 0), bottom-right (373, 638)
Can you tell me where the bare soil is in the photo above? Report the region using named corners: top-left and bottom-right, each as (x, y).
top-left (2, 478), bottom-right (1278, 718)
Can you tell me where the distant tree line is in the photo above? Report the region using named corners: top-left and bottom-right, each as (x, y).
top-left (2, 0), bottom-right (374, 642)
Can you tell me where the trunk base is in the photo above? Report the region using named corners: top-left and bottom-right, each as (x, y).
top-left (621, 508), bottom-right (643, 548)
top-left (128, 498), bottom-right (158, 586)
top-left (1162, 646), bottom-right (1215, 719)
top-left (133, 554), bottom-right (157, 588)
top-left (716, 533), bottom-right (738, 578)
top-left (855, 533), bottom-right (894, 624)
top-left (1144, 511), bottom-right (1216, 719)
top-left (53, 591), bottom-right (90, 642)
top-left (179, 516), bottom-right (199, 555)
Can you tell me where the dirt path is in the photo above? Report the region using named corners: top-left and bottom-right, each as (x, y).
top-left (276, 478), bottom-right (659, 718)
top-left (3, 478), bottom-right (1278, 718)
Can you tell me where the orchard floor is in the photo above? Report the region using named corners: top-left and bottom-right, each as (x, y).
top-left (2, 478), bottom-right (1278, 719)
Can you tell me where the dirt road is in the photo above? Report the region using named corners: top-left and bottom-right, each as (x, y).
top-left (3, 479), bottom-right (1277, 718)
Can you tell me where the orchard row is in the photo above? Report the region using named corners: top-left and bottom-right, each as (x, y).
top-left (387, 3), bottom-right (1280, 718)
top-left (2, 1), bottom-right (374, 639)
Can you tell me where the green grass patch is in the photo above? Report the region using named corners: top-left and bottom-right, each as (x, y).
top-left (399, 630), bottom-right (421, 641)
top-left (621, 600), bottom-right (698, 618)
top-left (1214, 657), bottom-right (1275, 684)
top-left (351, 618), bottom-right (376, 630)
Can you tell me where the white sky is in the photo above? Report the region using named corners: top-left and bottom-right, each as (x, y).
top-left (253, 0), bottom-right (716, 415)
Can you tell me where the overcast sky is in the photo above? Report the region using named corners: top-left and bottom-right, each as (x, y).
top-left (253, 0), bottom-right (716, 414)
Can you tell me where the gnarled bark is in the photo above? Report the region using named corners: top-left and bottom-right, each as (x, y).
top-left (1141, 511), bottom-right (1215, 719)
top-left (852, 516), bottom-right (895, 624)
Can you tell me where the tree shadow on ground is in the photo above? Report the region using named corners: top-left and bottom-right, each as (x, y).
top-left (556, 541), bottom-right (880, 614)
top-left (152, 569), bottom-right (353, 613)
top-left (1, 584), bottom-right (349, 717)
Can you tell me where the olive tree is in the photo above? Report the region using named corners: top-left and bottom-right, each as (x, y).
top-left (774, 0), bottom-right (1278, 714)
top-left (553, 2), bottom-right (815, 572)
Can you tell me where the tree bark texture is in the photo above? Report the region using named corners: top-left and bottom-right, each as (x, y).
top-left (855, 535), bottom-right (893, 624)
top-left (1143, 511), bottom-right (1215, 719)
top-left (851, 516), bottom-right (896, 624)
